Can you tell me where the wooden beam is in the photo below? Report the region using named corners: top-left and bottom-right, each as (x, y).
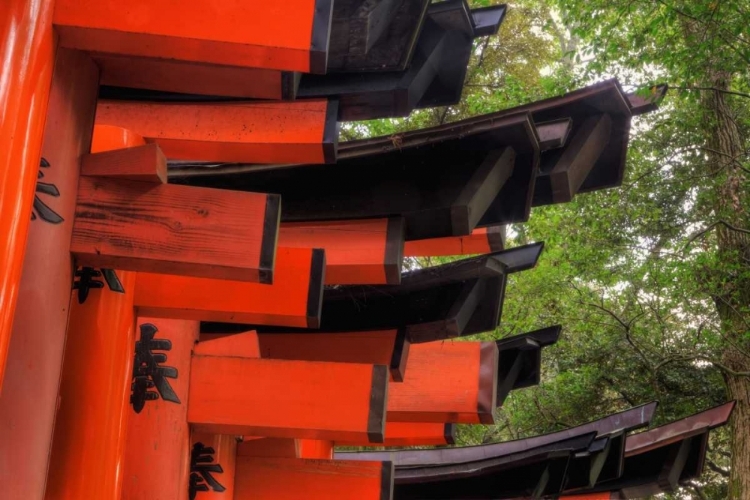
top-left (53, 0), bottom-right (334, 74)
top-left (235, 457), bottom-right (394, 500)
top-left (92, 124), bottom-right (146, 150)
top-left (96, 54), bottom-right (299, 100)
top-left (205, 244), bottom-right (543, 343)
top-left (337, 422), bottom-right (455, 447)
top-left (279, 218), bottom-right (404, 285)
top-left (195, 330), bottom-right (260, 358)
top-left (237, 438), bottom-right (300, 458)
top-left (122, 318), bottom-right (199, 500)
top-left (0, 0), bottom-right (56, 390)
top-left (535, 114), bottom-right (612, 204)
top-left (404, 226), bottom-right (506, 256)
top-left (301, 16), bottom-right (450, 122)
top-left (298, 440), bottom-right (334, 459)
top-left (188, 344), bottom-right (389, 442)
top-left (536, 118), bottom-right (572, 151)
top-left (387, 341), bottom-right (498, 424)
top-left (134, 247), bottom-right (324, 328)
top-left (190, 432), bottom-right (237, 500)
top-left (328, 0), bottom-right (430, 72)
top-left (0, 49), bottom-right (97, 499)
top-left (178, 113), bottom-right (536, 240)
top-left (95, 98), bottom-right (338, 164)
top-left (256, 329), bottom-right (410, 382)
top-left (236, 438), bottom-right (332, 459)
top-left (81, 143), bottom-right (167, 183)
top-left (71, 178), bottom-right (280, 283)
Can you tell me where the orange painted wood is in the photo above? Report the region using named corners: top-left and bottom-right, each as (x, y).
top-left (53, 0), bottom-right (330, 73)
top-left (336, 422), bottom-right (455, 447)
top-left (135, 247), bottom-right (324, 328)
top-left (190, 432), bottom-right (237, 499)
top-left (95, 99), bottom-right (337, 164)
top-left (298, 439), bottom-right (334, 459)
top-left (387, 341), bottom-right (498, 424)
top-left (257, 329), bottom-right (410, 381)
top-left (235, 457), bottom-right (393, 500)
top-left (279, 218), bottom-right (404, 284)
top-left (45, 112), bottom-right (144, 500)
top-left (122, 318), bottom-right (199, 500)
top-left (92, 124), bottom-right (146, 151)
top-left (96, 54), bottom-right (294, 100)
top-left (237, 438), bottom-right (300, 458)
top-left (81, 143), bottom-right (167, 183)
top-left (46, 271), bottom-right (137, 500)
top-left (404, 226), bottom-right (506, 257)
top-left (71, 178), bottom-right (279, 282)
top-left (0, 0), bottom-right (56, 387)
top-left (0, 48), bottom-right (98, 500)
top-left (188, 355), bottom-right (388, 442)
top-left (195, 330), bottom-right (260, 358)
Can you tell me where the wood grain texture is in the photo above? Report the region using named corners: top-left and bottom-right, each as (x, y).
top-left (188, 358), bottom-right (388, 442)
top-left (72, 177), bottom-right (276, 282)
top-left (134, 248), bottom-right (322, 327)
top-left (81, 143), bottom-right (167, 183)
top-left (279, 218), bottom-right (403, 284)
top-left (387, 341), bottom-right (498, 424)
top-left (234, 457), bottom-right (393, 500)
top-left (336, 422), bottom-right (455, 447)
top-left (96, 53), bottom-right (292, 100)
top-left (122, 318), bottom-right (199, 500)
top-left (404, 226), bottom-right (506, 256)
top-left (53, 0), bottom-right (328, 73)
top-left (95, 99), bottom-right (336, 163)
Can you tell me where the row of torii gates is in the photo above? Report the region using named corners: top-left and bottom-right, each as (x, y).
top-left (0, 1), bottom-right (733, 499)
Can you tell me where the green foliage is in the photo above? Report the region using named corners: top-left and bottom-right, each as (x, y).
top-left (345, 0), bottom-right (749, 497)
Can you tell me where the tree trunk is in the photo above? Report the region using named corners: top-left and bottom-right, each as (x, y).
top-left (702, 74), bottom-right (750, 500)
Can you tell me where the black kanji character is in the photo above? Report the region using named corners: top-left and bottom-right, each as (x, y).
top-left (32, 157), bottom-right (64, 224)
top-left (72, 267), bottom-right (125, 304)
top-left (130, 323), bottom-right (180, 413)
top-left (189, 442), bottom-right (225, 499)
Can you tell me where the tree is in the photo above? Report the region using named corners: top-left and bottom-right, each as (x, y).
top-left (348, 0), bottom-right (749, 497)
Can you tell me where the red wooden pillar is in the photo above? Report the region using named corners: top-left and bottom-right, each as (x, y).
top-left (190, 432), bottom-right (238, 500)
top-left (0, 0), bottom-right (56, 387)
top-left (0, 49), bottom-right (98, 499)
top-left (121, 318), bottom-right (199, 500)
top-left (45, 126), bottom-right (145, 500)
